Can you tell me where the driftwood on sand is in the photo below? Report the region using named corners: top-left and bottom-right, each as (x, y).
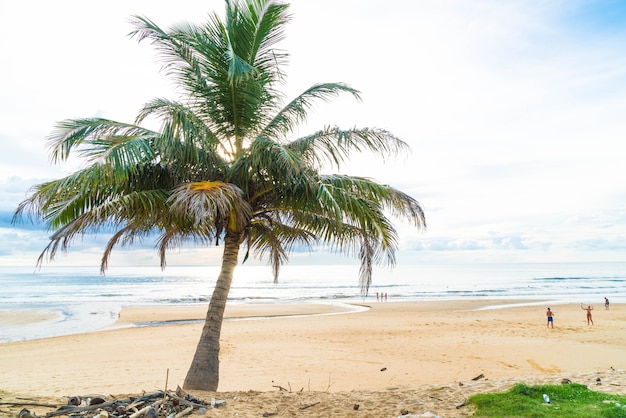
top-left (31, 386), bottom-right (217, 418)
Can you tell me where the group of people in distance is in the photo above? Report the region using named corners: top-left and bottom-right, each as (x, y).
top-left (546, 297), bottom-right (609, 328)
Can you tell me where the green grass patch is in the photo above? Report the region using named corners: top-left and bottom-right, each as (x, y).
top-left (467, 383), bottom-right (626, 417)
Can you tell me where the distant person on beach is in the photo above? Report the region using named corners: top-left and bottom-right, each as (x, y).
top-left (546, 308), bottom-right (554, 328)
top-left (582, 304), bottom-right (594, 325)
top-left (605, 297), bottom-right (610, 310)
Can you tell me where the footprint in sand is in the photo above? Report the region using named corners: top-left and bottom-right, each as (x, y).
top-left (527, 359), bottom-right (561, 373)
top-left (497, 361), bottom-right (518, 369)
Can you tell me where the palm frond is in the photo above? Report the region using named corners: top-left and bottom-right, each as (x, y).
top-left (229, 136), bottom-right (304, 194)
top-left (136, 97), bottom-right (231, 166)
top-left (129, 15), bottom-right (202, 84)
top-left (48, 118), bottom-right (158, 167)
top-left (17, 162), bottom-right (173, 230)
top-left (319, 175), bottom-right (426, 230)
top-left (262, 83), bottom-right (361, 139)
top-left (232, 0), bottom-right (290, 85)
top-left (252, 171), bottom-right (424, 294)
top-left (155, 226), bottom-right (216, 270)
top-left (287, 126), bottom-right (410, 170)
top-left (247, 216), bottom-right (316, 281)
top-left (282, 206), bottom-right (393, 295)
top-left (130, 2), bottom-right (290, 150)
top-left (101, 226), bottom-right (140, 273)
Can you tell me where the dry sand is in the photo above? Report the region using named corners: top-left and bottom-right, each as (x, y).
top-left (1, 300), bottom-right (625, 417)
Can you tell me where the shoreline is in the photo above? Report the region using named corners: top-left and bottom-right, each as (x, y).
top-left (0, 297), bottom-right (576, 343)
top-left (118, 301), bottom-right (368, 322)
top-left (2, 300), bottom-right (625, 416)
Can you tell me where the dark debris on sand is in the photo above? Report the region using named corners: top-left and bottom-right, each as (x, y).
top-left (13, 386), bottom-right (220, 418)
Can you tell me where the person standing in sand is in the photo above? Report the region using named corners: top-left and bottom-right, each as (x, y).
top-left (546, 307), bottom-right (554, 328)
top-left (605, 297), bottom-right (610, 310)
top-left (582, 304), bottom-right (594, 325)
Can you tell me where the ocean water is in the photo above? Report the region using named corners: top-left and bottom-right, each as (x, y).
top-left (1, 262), bottom-right (625, 343)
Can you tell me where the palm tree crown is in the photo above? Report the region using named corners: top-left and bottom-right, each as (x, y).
top-left (14, 0), bottom-right (425, 390)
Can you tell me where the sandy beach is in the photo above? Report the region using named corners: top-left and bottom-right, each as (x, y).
top-left (1, 300), bottom-right (625, 417)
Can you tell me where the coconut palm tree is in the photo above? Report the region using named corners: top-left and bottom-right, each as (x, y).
top-left (13, 0), bottom-right (426, 391)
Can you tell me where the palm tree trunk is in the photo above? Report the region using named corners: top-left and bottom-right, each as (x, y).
top-left (183, 232), bottom-right (241, 391)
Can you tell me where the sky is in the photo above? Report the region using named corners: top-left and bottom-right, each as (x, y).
top-left (1, 0), bottom-right (626, 268)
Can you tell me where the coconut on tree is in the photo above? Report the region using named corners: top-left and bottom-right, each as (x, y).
top-left (14, 0), bottom-right (426, 391)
